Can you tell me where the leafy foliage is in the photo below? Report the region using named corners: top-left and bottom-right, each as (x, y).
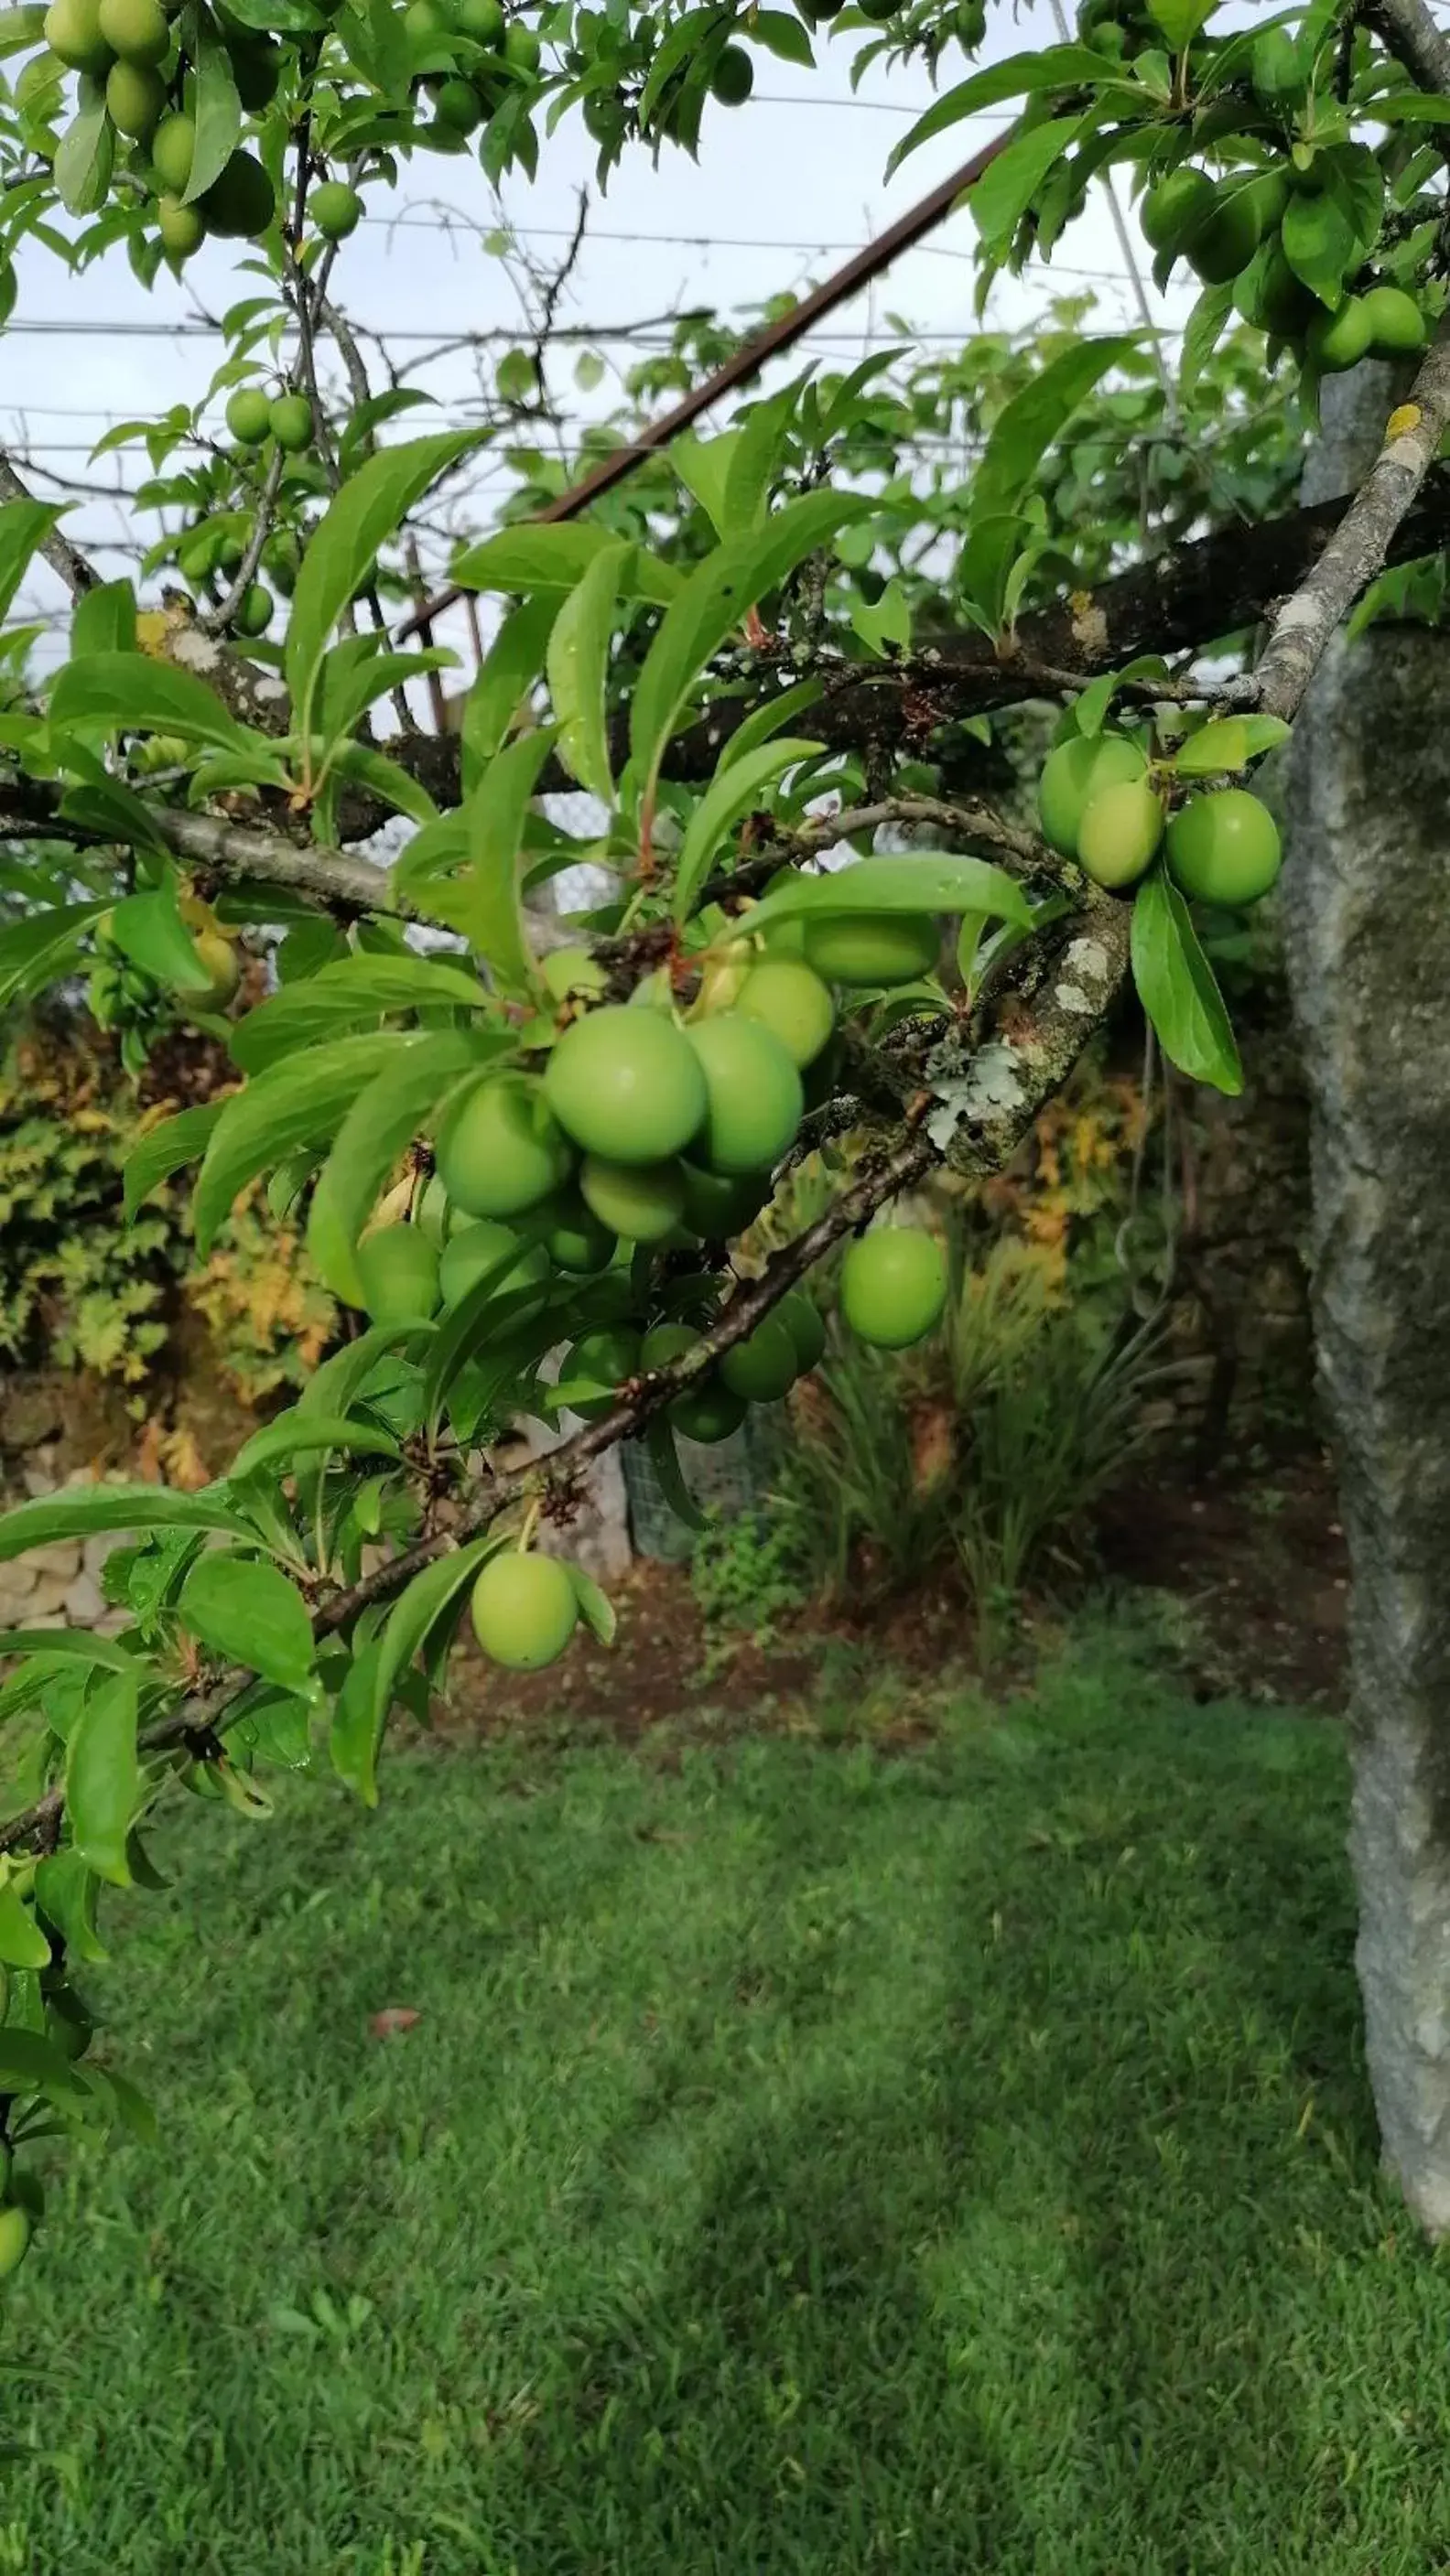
top-left (0, 0), bottom-right (1443, 2255)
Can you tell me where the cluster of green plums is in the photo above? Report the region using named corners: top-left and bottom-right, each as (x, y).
top-left (1141, 152), bottom-right (1425, 372)
top-left (39, 0), bottom-right (279, 263)
top-left (461, 1209), bottom-right (947, 1680)
top-left (399, 0), bottom-right (543, 153)
top-left (1038, 731), bottom-right (1282, 908)
top-left (173, 513), bottom-right (304, 634)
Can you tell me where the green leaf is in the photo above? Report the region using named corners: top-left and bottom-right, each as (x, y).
top-left (70, 578), bottom-right (136, 657)
top-left (123, 1099), bottom-right (224, 1217)
top-left (969, 119), bottom-right (1084, 248)
top-left (107, 884), bottom-right (215, 992)
top-left (49, 652), bottom-right (252, 750)
top-left (671, 427), bottom-right (741, 537)
top-left (645, 1417), bottom-right (708, 1533)
top-left (192, 1032), bottom-right (412, 1254)
top-left (0, 8), bottom-right (47, 59)
top-left (1131, 869), bottom-right (1243, 1094)
top-left (306, 1030), bottom-right (492, 1307)
top-left (747, 852), bottom-right (1033, 936)
top-left (970, 338), bottom-right (1138, 528)
top-left (231, 953), bottom-right (492, 1075)
top-left (0, 900), bottom-right (109, 1014)
top-left (1145, 0), bottom-right (1215, 43)
top-left (325, 738), bottom-right (441, 828)
top-left (720, 382), bottom-right (805, 537)
top-left (365, 1533), bottom-right (502, 1792)
top-left (329, 1639), bottom-right (386, 1805)
top-left (55, 82), bottom-right (114, 218)
top-left (285, 432), bottom-right (484, 747)
top-left (182, 14), bottom-right (242, 205)
top-left (179, 1555), bottom-right (316, 1697)
top-left (716, 678), bottom-right (825, 774)
top-left (460, 593), bottom-right (558, 792)
top-left (672, 738), bottom-right (824, 924)
top-left (0, 2029), bottom-right (96, 2109)
top-left (0, 501), bottom-right (63, 621)
top-left (0, 1630), bottom-right (136, 1674)
top-left (1174, 715), bottom-right (1290, 775)
top-left (298, 1318), bottom-right (429, 1421)
top-left (546, 542), bottom-right (625, 802)
top-left (459, 728), bottom-right (557, 994)
top-left (629, 491), bottom-right (871, 790)
top-left (449, 522), bottom-right (680, 608)
top-left (65, 1669), bottom-right (140, 1889)
top-left (1177, 278), bottom-right (1234, 399)
top-left (0, 1484), bottom-right (251, 1567)
top-left (0, 1880), bottom-right (51, 1971)
top-left (33, 1849), bottom-right (109, 1965)
top-left (568, 1561), bottom-right (616, 1645)
top-left (751, 8), bottom-right (811, 65)
top-left (887, 44), bottom-right (1113, 178)
top-left (230, 1410), bottom-right (402, 1481)
top-left (1281, 182), bottom-right (1360, 309)
top-left (314, 640), bottom-right (456, 750)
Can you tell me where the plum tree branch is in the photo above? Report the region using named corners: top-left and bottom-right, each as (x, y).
top-left (0, 447), bottom-right (99, 598)
top-left (1365, 0), bottom-right (1450, 93)
top-left (1252, 330), bottom-right (1450, 722)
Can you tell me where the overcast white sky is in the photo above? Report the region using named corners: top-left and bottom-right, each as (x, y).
top-left (0, 0), bottom-right (1283, 660)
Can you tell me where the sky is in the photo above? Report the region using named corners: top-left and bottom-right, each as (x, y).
top-left (2, 0), bottom-right (1222, 662)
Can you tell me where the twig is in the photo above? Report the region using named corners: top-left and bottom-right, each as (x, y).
top-left (1253, 329), bottom-right (1450, 722)
top-left (201, 440), bottom-right (286, 638)
top-left (0, 448), bottom-right (99, 597)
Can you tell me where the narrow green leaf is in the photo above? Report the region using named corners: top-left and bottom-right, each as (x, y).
top-left (546, 542), bottom-right (626, 803)
top-left (0, 8), bottom-right (48, 59)
top-left (70, 579), bottom-right (136, 657)
top-left (716, 678), bottom-right (824, 773)
top-left (0, 1484), bottom-right (251, 1566)
top-left (971, 338), bottom-right (1138, 529)
top-left (33, 1849), bottom-right (109, 1965)
top-left (192, 1032), bottom-right (411, 1254)
top-left (306, 1029), bottom-right (491, 1307)
top-left (460, 593), bottom-right (558, 792)
top-left (0, 500), bottom-right (64, 621)
top-left (179, 1554), bottom-right (316, 1697)
top-left (1131, 868), bottom-right (1243, 1094)
top-left (672, 738), bottom-right (824, 923)
top-left (230, 1410), bottom-right (402, 1481)
top-left (182, 14), bottom-right (242, 205)
top-left (568, 1562), bottom-right (616, 1645)
top-left (645, 1417), bottom-right (708, 1532)
top-left (459, 728), bottom-right (557, 994)
top-left (629, 491), bottom-right (871, 789)
top-left (65, 1670), bottom-right (140, 1889)
top-left (55, 83), bottom-right (114, 217)
top-left (1179, 280), bottom-right (1235, 399)
top-left (367, 1533), bottom-right (502, 1785)
top-left (107, 884), bottom-right (216, 992)
top-left (0, 1631), bottom-right (136, 1674)
top-left (0, 2029), bottom-right (95, 2109)
top-left (1174, 714), bottom-right (1290, 776)
top-left (968, 119), bottom-right (1084, 247)
top-left (231, 954), bottom-right (492, 1075)
top-left (49, 652), bottom-right (252, 749)
top-left (746, 852), bottom-right (1033, 936)
top-left (887, 44), bottom-right (1112, 178)
top-left (123, 1099), bottom-right (225, 1217)
top-left (448, 525), bottom-right (680, 606)
top-left (0, 900), bottom-right (110, 1014)
top-left (285, 432), bottom-right (484, 744)
top-left (0, 1881), bottom-right (51, 1971)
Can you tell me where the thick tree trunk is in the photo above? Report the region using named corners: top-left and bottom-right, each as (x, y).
top-left (1282, 368), bottom-right (1450, 2234)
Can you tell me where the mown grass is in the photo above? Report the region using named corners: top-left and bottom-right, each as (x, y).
top-left (2, 1619), bottom-right (1447, 2575)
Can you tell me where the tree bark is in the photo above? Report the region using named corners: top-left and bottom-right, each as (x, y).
top-left (1282, 365), bottom-right (1450, 2234)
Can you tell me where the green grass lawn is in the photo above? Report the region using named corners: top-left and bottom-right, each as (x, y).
top-left (2, 1618), bottom-right (1447, 2576)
